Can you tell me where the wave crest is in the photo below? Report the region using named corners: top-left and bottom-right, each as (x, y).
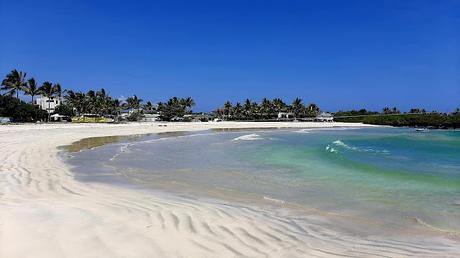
top-left (232, 134), bottom-right (264, 141)
top-left (293, 129), bottom-right (311, 134)
top-left (329, 140), bottom-right (390, 154)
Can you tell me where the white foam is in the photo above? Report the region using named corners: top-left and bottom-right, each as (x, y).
top-left (231, 134), bottom-right (264, 141)
top-left (294, 129), bottom-right (311, 133)
top-left (325, 145), bottom-right (338, 153)
top-left (263, 196), bottom-right (285, 204)
top-left (109, 143), bottom-right (132, 161)
top-left (331, 140), bottom-right (389, 154)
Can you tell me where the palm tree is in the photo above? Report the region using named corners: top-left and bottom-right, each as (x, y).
top-left (24, 78), bottom-right (40, 103)
top-left (243, 99), bottom-right (252, 119)
top-left (224, 101), bottom-right (233, 117)
top-left (126, 95), bottom-right (142, 111)
top-left (1, 69), bottom-right (28, 98)
top-left (110, 98), bottom-right (123, 120)
top-left (183, 97), bottom-right (195, 112)
top-left (306, 103), bottom-right (320, 117)
top-left (260, 98), bottom-right (272, 118)
top-left (234, 102), bottom-right (242, 120)
top-left (67, 90), bottom-right (87, 116)
top-left (251, 101), bottom-right (259, 119)
top-left (144, 101), bottom-right (153, 111)
top-left (272, 98), bottom-right (287, 113)
top-left (157, 102), bottom-right (164, 112)
top-left (291, 98), bottom-right (304, 118)
top-left (85, 90), bottom-right (97, 114)
top-left (94, 88), bottom-right (111, 115)
top-left (54, 83), bottom-right (63, 98)
top-left (39, 81), bottom-right (57, 121)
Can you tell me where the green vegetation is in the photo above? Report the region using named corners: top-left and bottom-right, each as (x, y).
top-left (0, 95), bottom-right (47, 122)
top-left (62, 89), bottom-right (123, 118)
top-left (362, 113), bottom-right (460, 128)
top-left (157, 97), bottom-right (195, 121)
top-left (335, 108), bottom-right (460, 128)
top-left (2, 68), bottom-right (458, 127)
top-left (1, 69), bottom-right (28, 98)
top-left (1, 69), bottom-right (195, 122)
top-left (216, 98), bottom-right (320, 120)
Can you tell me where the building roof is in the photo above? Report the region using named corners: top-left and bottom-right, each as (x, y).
top-left (317, 112), bottom-right (333, 117)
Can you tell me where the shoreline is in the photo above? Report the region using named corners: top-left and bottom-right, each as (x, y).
top-left (1, 122), bottom-right (459, 257)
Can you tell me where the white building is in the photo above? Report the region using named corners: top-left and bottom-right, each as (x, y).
top-left (35, 97), bottom-right (61, 114)
top-left (315, 112), bottom-right (334, 122)
top-left (143, 113), bottom-right (161, 122)
top-left (277, 112), bottom-right (294, 119)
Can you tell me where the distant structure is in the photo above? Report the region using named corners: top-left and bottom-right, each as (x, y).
top-left (143, 113), bottom-right (161, 122)
top-left (0, 117), bottom-right (11, 124)
top-left (277, 112), bottom-right (294, 119)
top-left (35, 97), bottom-right (61, 114)
top-left (315, 112), bottom-right (334, 122)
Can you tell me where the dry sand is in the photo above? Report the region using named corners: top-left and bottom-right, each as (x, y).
top-left (0, 122), bottom-right (458, 257)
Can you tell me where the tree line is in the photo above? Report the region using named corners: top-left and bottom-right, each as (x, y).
top-left (334, 108), bottom-right (460, 128)
top-left (1, 69), bottom-right (195, 122)
top-left (216, 98), bottom-right (321, 120)
top-left (2, 68), bottom-right (458, 127)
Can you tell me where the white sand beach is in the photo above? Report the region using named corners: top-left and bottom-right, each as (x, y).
top-left (0, 122), bottom-right (458, 258)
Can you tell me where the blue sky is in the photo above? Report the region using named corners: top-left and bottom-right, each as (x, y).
top-left (1, 0), bottom-right (459, 112)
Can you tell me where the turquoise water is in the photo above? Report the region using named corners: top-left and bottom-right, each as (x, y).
top-left (68, 128), bottom-right (460, 236)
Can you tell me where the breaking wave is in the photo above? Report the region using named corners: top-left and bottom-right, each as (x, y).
top-left (325, 145), bottom-right (338, 153)
top-left (232, 134), bottom-right (264, 141)
top-left (328, 140), bottom-right (390, 154)
top-left (293, 129), bottom-right (311, 134)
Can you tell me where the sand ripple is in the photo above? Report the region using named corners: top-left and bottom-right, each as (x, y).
top-left (0, 122), bottom-right (458, 257)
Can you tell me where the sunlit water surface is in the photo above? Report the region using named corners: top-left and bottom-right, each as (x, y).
top-left (66, 128), bottom-right (460, 237)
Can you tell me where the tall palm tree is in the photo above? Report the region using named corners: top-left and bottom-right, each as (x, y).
top-left (85, 90), bottom-right (97, 114)
top-left (234, 102), bottom-right (243, 120)
top-left (39, 81), bottom-right (57, 121)
top-left (251, 101), bottom-right (259, 119)
top-left (260, 98), bottom-right (272, 118)
top-left (24, 78), bottom-right (40, 103)
top-left (291, 98), bottom-right (304, 118)
top-left (243, 99), bottom-right (252, 119)
top-left (1, 69), bottom-right (28, 98)
top-left (224, 101), bottom-right (233, 117)
top-left (95, 88), bottom-right (110, 115)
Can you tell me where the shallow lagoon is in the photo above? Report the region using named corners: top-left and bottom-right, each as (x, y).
top-left (66, 127), bottom-right (460, 238)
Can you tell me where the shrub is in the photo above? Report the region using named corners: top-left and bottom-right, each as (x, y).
top-left (0, 95), bottom-right (47, 122)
